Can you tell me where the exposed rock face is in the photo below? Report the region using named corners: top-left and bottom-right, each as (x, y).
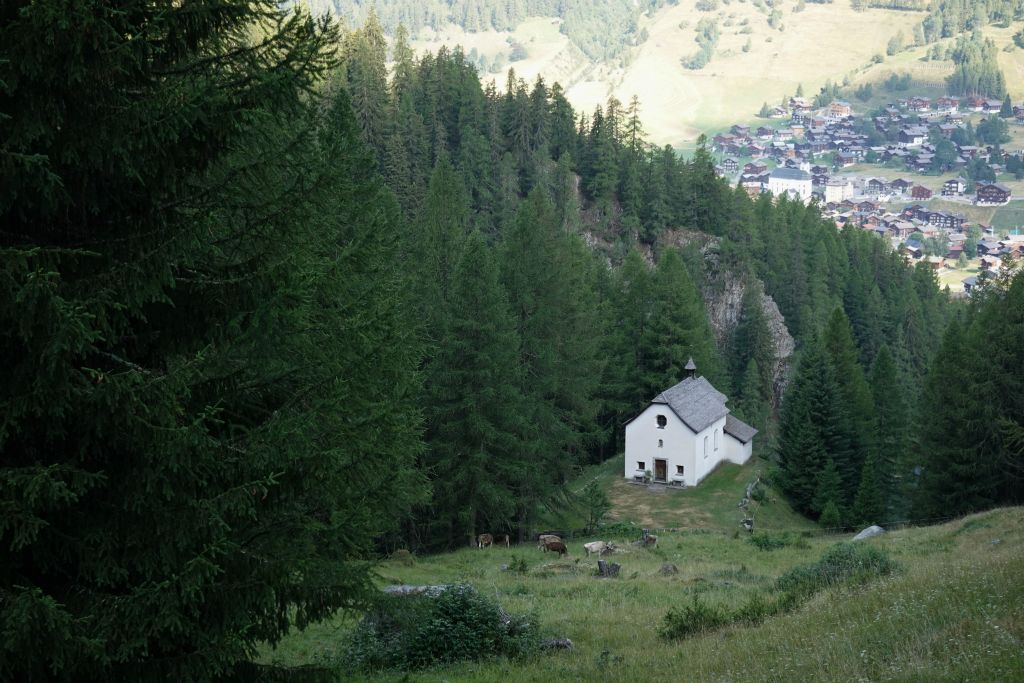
top-left (703, 272), bottom-right (794, 408)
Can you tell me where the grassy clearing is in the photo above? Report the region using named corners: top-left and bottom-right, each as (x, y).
top-left (993, 205), bottom-right (1024, 232)
top-left (262, 507), bottom-right (1024, 681)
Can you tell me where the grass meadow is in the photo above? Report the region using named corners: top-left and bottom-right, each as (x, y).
top-left (260, 456), bottom-right (1024, 682)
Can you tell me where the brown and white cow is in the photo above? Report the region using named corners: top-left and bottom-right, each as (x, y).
top-left (537, 534), bottom-right (561, 551)
top-left (493, 534), bottom-right (511, 547)
top-left (477, 533), bottom-right (493, 549)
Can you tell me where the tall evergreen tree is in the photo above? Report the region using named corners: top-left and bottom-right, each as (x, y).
top-left (778, 342), bottom-right (847, 515)
top-left (822, 307), bottom-right (874, 500)
top-left (868, 345), bottom-right (910, 518)
top-left (422, 231), bottom-right (523, 548)
top-left (914, 320), bottom-right (998, 517)
top-left (0, 5), bottom-right (426, 678)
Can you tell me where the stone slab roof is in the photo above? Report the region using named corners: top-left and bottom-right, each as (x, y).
top-left (724, 414), bottom-right (758, 444)
top-left (653, 377), bottom-right (728, 434)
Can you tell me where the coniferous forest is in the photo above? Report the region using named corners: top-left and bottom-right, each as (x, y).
top-left (3, 4), bottom-right (1024, 680)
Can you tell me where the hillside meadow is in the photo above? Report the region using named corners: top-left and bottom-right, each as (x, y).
top-left (260, 459), bottom-right (1024, 682)
top-left (411, 0), bottom-right (928, 146)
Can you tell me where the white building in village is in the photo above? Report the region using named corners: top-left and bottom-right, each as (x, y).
top-left (767, 167), bottom-right (813, 203)
top-left (623, 359), bottom-right (756, 488)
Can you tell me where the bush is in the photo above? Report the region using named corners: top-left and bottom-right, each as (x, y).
top-left (747, 531), bottom-right (809, 551)
top-left (775, 543), bottom-right (898, 597)
top-left (658, 595), bottom-right (730, 640)
top-left (345, 584), bottom-right (539, 671)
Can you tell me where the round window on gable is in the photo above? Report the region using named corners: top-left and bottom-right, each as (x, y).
top-left (656, 415), bottom-right (667, 429)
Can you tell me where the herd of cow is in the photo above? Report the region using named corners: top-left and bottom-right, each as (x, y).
top-left (475, 533), bottom-right (658, 557)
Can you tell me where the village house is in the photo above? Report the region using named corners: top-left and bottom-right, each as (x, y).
top-left (910, 184), bottom-right (933, 200)
top-left (942, 177), bottom-right (967, 197)
top-left (768, 167), bottom-right (813, 202)
top-left (890, 178), bottom-right (912, 194)
top-left (721, 157), bottom-right (739, 174)
top-left (623, 360), bottom-right (756, 488)
top-left (976, 182), bottom-right (1011, 206)
top-left (936, 96), bottom-right (960, 112)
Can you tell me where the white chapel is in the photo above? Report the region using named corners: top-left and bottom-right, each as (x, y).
top-left (623, 358), bottom-right (756, 487)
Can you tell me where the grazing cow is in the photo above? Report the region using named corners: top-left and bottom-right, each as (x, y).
top-left (493, 534), bottom-right (511, 547)
top-left (538, 534), bottom-right (561, 551)
top-left (642, 534), bottom-right (658, 548)
top-left (477, 533), bottom-right (493, 549)
top-left (544, 540), bottom-right (568, 557)
top-left (584, 541), bottom-right (615, 557)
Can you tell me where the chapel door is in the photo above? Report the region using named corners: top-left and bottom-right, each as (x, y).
top-left (654, 459), bottom-right (667, 483)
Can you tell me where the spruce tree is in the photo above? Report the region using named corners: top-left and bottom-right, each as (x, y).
top-left (814, 456), bottom-right (846, 523)
top-left (822, 308), bottom-right (874, 501)
top-left (0, 5), bottom-right (425, 678)
top-left (422, 231), bottom-right (524, 548)
top-left (501, 189), bottom-right (605, 538)
top-left (730, 280), bottom-right (776, 401)
top-left (868, 345), bottom-right (909, 518)
top-left (914, 320), bottom-right (998, 517)
top-left (778, 342), bottom-right (847, 515)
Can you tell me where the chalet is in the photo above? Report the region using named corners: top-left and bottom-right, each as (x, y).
top-left (977, 240), bottom-right (1002, 256)
top-left (721, 157), bottom-right (739, 174)
top-left (857, 200), bottom-right (878, 213)
top-left (624, 360), bottom-right (756, 488)
top-left (927, 210), bottom-right (965, 230)
top-left (756, 126), bottom-right (775, 140)
top-left (890, 178), bottom-right (912, 194)
top-left (770, 106), bottom-right (788, 119)
top-left (890, 220), bottom-right (917, 240)
top-left (908, 97), bottom-right (931, 113)
top-left (942, 177), bottom-right (967, 197)
top-left (959, 145), bottom-right (981, 159)
top-left (743, 162), bottom-right (768, 175)
top-left (898, 126), bottom-right (929, 147)
top-left (911, 154), bottom-right (934, 172)
top-left (925, 255), bottom-right (945, 270)
top-left (790, 96), bottom-right (813, 113)
top-left (903, 240), bottom-right (923, 258)
top-left (947, 244), bottom-right (964, 259)
top-left (865, 178), bottom-right (888, 197)
top-left (826, 101), bottom-right (853, 122)
top-left (835, 151), bottom-right (856, 168)
top-left (963, 276), bottom-right (979, 293)
top-left (977, 182), bottom-right (1011, 206)
top-left (984, 99), bottom-right (1003, 114)
top-left (731, 124), bottom-right (751, 137)
top-left (936, 96), bottom-right (960, 112)
top-left (937, 124), bottom-right (958, 138)
top-left (966, 96), bottom-right (987, 112)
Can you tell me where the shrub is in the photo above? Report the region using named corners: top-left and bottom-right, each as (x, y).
top-left (748, 532), bottom-right (789, 551)
top-left (658, 595), bottom-right (730, 640)
top-left (345, 584), bottom-right (539, 671)
top-left (775, 543), bottom-right (898, 597)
